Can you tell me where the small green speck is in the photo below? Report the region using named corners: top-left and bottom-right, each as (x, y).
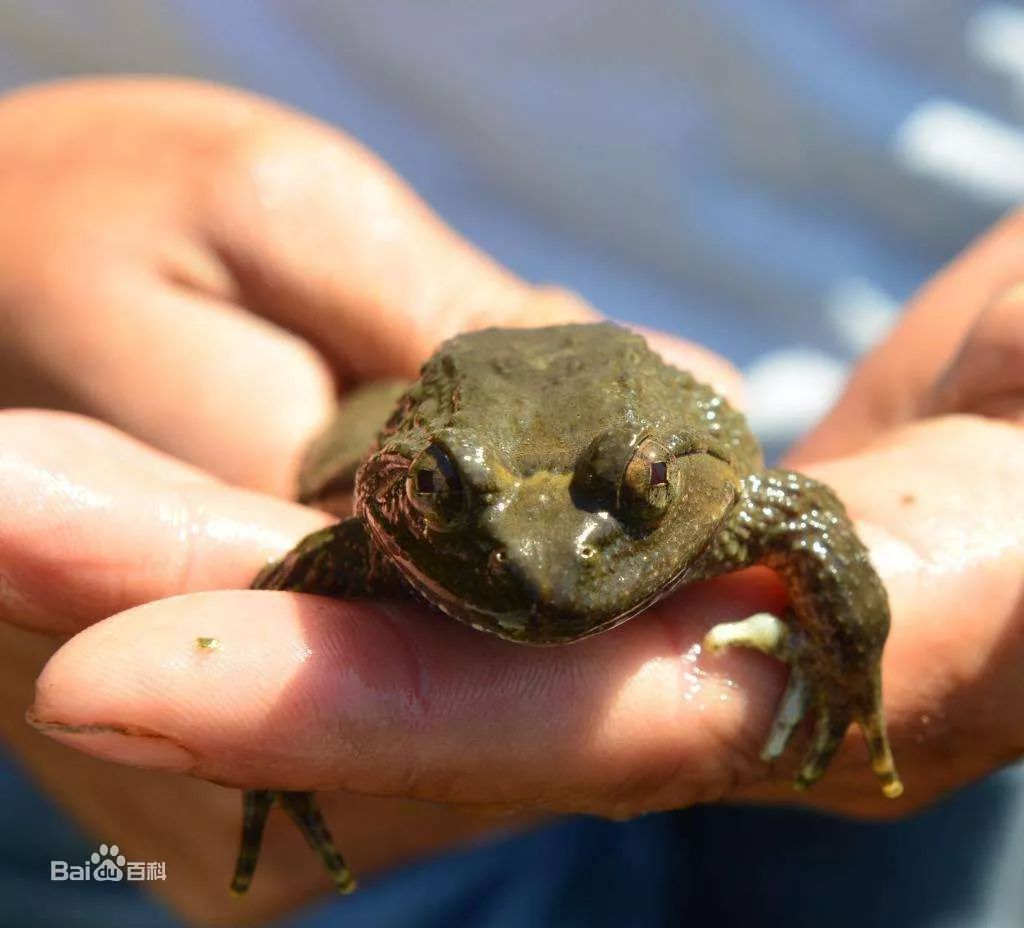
top-left (196, 636), bottom-right (220, 651)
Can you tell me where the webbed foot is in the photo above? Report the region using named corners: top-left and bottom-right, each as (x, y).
top-left (231, 790), bottom-right (356, 896)
top-left (704, 612), bottom-right (903, 799)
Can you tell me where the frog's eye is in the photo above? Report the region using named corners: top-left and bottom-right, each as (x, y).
top-left (406, 443), bottom-right (467, 526)
top-left (618, 437), bottom-right (677, 527)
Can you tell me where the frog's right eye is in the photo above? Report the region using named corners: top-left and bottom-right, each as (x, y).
top-left (572, 428), bottom-right (678, 529)
top-left (406, 443), bottom-right (467, 525)
top-left (617, 437), bottom-right (677, 528)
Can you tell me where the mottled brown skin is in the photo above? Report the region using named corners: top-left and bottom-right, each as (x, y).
top-left (230, 323), bottom-right (902, 896)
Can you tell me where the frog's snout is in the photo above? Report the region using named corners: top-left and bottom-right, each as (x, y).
top-left (482, 474), bottom-right (621, 615)
top-left (490, 514), bottom-right (611, 587)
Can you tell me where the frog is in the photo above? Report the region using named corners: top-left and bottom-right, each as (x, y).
top-left (230, 322), bottom-right (902, 896)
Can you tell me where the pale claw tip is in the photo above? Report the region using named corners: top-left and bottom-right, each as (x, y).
top-left (882, 780), bottom-right (904, 799)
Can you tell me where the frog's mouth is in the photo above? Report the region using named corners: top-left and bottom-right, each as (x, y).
top-left (366, 511), bottom-right (702, 646)
top-left (406, 545), bottom-right (721, 645)
top-left (389, 553), bottom-right (673, 645)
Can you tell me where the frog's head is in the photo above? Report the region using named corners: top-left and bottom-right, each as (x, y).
top-left (356, 424), bottom-right (741, 644)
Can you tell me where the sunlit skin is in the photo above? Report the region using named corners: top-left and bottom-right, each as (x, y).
top-left (0, 79), bottom-right (1023, 926)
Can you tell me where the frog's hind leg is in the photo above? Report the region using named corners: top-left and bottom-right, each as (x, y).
top-left (234, 519), bottom-right (394, 895)
top-left (279, 791), bottom-right (356, 894)
top-left (230, 790), bottom-right (274, 896)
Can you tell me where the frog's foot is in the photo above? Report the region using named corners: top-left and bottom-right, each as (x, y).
top-left (704, 613), bottom-right (903, 799)
top-left (230, 790), bottom-right (356, 896)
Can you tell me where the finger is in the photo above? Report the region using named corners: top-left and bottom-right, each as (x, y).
top-left (202, 88), bottom-right (596, 378)
top-left (926, 285), bottom-right (1024, 424)
top-left (22, 270), bottom-right (338, 495)
top-left (0, 81), bottom-right (337, 493)
top-left (8, 78), bottom-right (594, 381)
top-left (794, 211), bottom-right (1024, 461)
top-left (31, 580), bottom-right (787, 815)
top-left (0, 410), bottom-right (327, 635)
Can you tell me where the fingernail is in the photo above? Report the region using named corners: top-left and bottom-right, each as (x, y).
top-left (27, 710), bottom-right (196, 773)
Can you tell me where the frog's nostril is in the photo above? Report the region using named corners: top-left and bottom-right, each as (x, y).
top-left (574, 512), bottom-right (616, 563)
top-left (488, 548), bottom-right (508, 573)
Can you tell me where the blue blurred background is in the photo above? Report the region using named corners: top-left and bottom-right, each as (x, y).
top-left (2, 2), bottom-right (1024, 925)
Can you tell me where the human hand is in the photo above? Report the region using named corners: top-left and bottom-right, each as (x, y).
top-left (0, 78), bottom-right (735, 924)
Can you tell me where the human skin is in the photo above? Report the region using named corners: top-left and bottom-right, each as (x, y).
top-left (1, 79), bottom-right (1022, 926)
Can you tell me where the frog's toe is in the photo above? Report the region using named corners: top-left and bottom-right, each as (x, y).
top-left (760, 668), bottom-right (810, 762)
top-left (793, 706), bottom-right (851, 790)
top-left (859, 695), bottom-right (904, 799)
top-left (279, 791), bottom-right (357, 894)
top-left (703, 612), bottom-right (789, 659)
top-left (704, 611), bottom-right (809, 762)
top-left (793, 685), bottom-right (903, 797)
top-left (230, 789), bottom-right (274, 896)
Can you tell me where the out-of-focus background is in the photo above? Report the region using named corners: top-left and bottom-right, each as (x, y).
top-left (3, 2), bottom-right (1024, 926)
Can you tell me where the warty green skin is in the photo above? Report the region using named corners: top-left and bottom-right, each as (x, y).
top-left (229, 322), bottom-right (902, 897)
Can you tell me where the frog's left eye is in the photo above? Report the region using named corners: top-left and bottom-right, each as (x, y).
top-left (618, 437), bottom-right (677, 527)
top-left (406, 443), bottom-right (467, 526)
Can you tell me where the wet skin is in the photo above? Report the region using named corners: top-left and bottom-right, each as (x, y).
top-left (231, 322), bottom-right (903, 895)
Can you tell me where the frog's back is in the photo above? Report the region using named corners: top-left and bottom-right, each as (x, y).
top-left (384, 323), bottom-right (761, 474)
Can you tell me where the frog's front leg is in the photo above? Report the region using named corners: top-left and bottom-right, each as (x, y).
top-left (697, 470), bottom-right (903, 799)
top-left (232, 518), bottom-right (397, 897)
